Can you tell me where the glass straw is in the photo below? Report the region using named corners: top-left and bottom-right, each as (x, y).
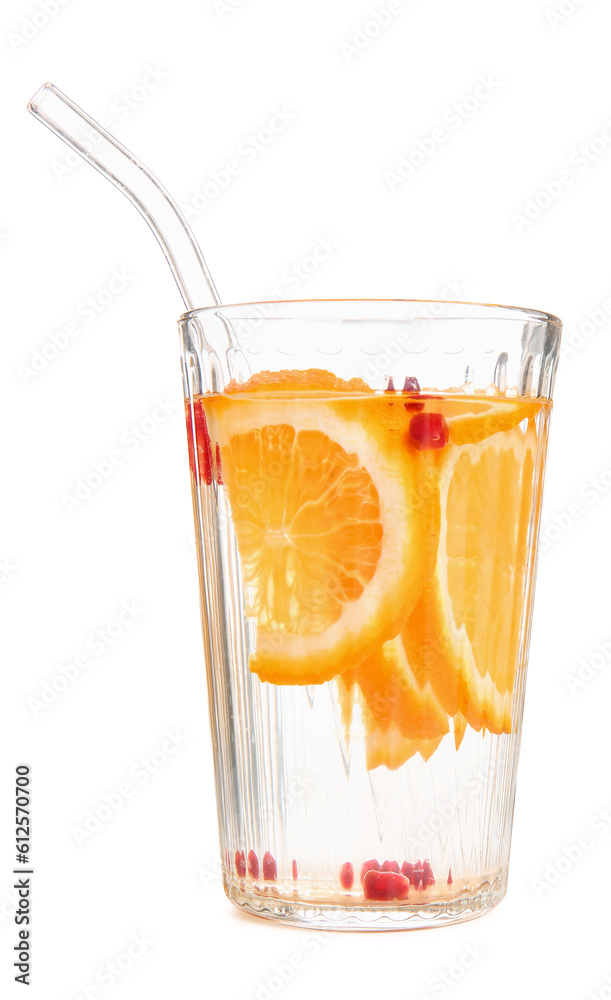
top-left (28, 82), bottom-right (221, 312)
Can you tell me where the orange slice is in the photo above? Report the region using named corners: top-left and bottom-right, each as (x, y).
top-left (341, 637), bottom-right (449, 740)
top-left (364, 723), bottom-right (444, 771)
top-left (201, 371), bottom-right (434, 685)
top-left (336, 669), bottom-right (446, 771)
top-left (402, 398), bottom-right (548, 734)
top-left (453, 711), bottom-right (467, 751)
top-left (446, 396), bottom-right (542, 446)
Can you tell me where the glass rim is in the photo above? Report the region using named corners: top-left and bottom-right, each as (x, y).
top-left (180, 298), bottom-right (562, 329)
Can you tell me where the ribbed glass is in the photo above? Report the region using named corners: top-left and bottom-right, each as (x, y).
top-left (180, 300), bottom-right (561, 930)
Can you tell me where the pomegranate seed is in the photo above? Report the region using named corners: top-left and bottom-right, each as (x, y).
top-left (235, 850), bottom-right (246, 878)
top-left (187, 401), bottom-right (214, 484)
top-left (381, 860), bottom-right (401, 874)
top-left (402, 377), bottom-right (424, 411)
top-left (363, 870), bottom-right (410, 901)
top-left (340, 862), bottom-right (354, 890)
top-left (360, 859), bottom-right (380, 886)
top-left (247, 850), bottom-right (259, 879)
top-left (447, 868), bottom-right (453, 885)
top-left (409, 860), bottom-right (425, 889)
top-left (292, 859), bottom-right (298, 880)
top-left (262, 851), bottom-right (277, 881)
top-left (385, 376), bottom-right (396, 393)
top-left (422, 859), bottom-right (435, 888)
top-left (408, 412), bottom-right (449, 450)
top-left (401, 861), bottom-right (414, 881)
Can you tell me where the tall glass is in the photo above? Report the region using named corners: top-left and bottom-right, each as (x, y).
top-left (180, 300), bottom-right (561, 930)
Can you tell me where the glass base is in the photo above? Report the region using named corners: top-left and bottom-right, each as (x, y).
top-left (223, 870), bottom-right (508, 931)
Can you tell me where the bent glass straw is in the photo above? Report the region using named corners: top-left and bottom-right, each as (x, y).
top-left (28, 82), bottom-right (221, 312)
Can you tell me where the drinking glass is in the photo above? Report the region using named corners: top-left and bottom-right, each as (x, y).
top-left (180, 299), bottom-right (560, 930)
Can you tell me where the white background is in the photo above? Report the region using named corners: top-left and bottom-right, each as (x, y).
top-left (2, 0), bottom-right (611, 997)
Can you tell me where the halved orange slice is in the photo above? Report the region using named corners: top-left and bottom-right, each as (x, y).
top-left (201, 371), bottom-right (435, 685)
top-left (402, 397), bottom-right (548, 734)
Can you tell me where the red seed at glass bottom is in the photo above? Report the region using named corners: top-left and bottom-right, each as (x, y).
top-left (363, 870), bottom-right (410, 901)
top-left (447, 868), bottom-right (453, 885)
top-left (360, 859), bottom-right (380, 886)
top-left (401, 861), bottom-right (414, 881)
top-left (408, 412), bottom-right (449, 450)
top-left (262, 851), bottom-right (277, 881)
top-left (235, 850), bottom-right (246, 877)
top-left (292, 860), bottom-right (298, 880)
top-left (247, 850), bottom-right (259, 879)
top-left (412, 863), bottom-right (427, 889)
top-left (382, 860), bottom-right (401, 875)
top-left (340, 862), bottom-right (354, 890)
top-left (422, 859), bottom-right (435, 887)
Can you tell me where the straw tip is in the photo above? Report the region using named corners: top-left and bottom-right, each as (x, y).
top-left (27, 81), bottom-right (56, 114)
